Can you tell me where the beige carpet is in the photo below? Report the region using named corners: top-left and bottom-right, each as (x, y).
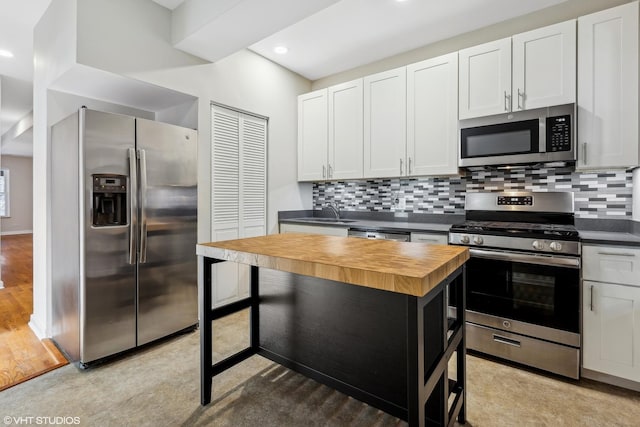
top-left (1, 310), bottom-right (639, 426)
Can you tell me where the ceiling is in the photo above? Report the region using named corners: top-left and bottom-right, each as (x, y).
top-left (0, 0), bottom-right (568, 157)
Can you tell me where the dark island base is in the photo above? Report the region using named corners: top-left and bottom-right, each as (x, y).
top-left (200, 259), bottom-right (466, 427)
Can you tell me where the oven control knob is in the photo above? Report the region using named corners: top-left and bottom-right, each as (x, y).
top-left (460, 235), bottom-right (470, 244)
top-left (532, 240), bottom-right (544, 250)
top-left (473, 236), bottom-right (484, 245)
top-left (550, 241), bottom-right (563, 252)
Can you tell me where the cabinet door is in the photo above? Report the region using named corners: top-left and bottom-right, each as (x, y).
top-left (328, 79), bottom-right (363, 180)
top-left (364, 67), bottom-right (406, 178)
top-left (459, 38), bottom-right (512, 119)
top-left (583, 280), bottom-right (640, 381)
top-left (211, 105), bottom-right (267, 307)
top-left (577, 2), bottom-right (639, 169)
top-left (512, 20), bottom-right (576, 111)
top-left (407, 53), bottom-right (458, 176)
top-left (298, 89), bottom-right (328, 181)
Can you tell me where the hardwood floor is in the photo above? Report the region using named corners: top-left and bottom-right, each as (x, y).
top-left (0, 234), bottom-right (67, 391)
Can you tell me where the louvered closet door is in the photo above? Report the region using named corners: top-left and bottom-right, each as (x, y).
top-left (211, 105), bottom-right (267, 307)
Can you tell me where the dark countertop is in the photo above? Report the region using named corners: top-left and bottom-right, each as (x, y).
top-left (578, 231), bottom-right (640, 247)
top-left (279, 211), bottom-right (640, 246)
top-left (280, 217), bottom-right (453, 233)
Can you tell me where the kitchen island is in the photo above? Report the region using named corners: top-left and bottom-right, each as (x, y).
top-left (196, 233), bottom-right (469, 426)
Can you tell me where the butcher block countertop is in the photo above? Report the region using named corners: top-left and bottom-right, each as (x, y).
top-left (196, 233), bottom-right (469, 297)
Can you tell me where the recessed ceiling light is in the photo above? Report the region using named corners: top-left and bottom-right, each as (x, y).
top-left (0, 49), bottom-right (14, 58)
top-left (274, 46), bottom-right (288, 55)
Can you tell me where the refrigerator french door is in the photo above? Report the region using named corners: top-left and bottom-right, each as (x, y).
top-left (52, 108), bottom-right (197, 365)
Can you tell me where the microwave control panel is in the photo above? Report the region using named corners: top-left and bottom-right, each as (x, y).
top-left (546, 115), bottom-right (571, 152)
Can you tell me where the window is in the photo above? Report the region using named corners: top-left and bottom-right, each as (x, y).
top-left (0, 168), bottom-right (9, 217)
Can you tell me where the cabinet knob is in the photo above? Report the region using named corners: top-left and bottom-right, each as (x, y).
top-left (550, 241), bottom-right (562, 252)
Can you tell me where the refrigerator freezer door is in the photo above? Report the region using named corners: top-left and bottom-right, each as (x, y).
top-left (136, 118), bottom-right (198, 345)
top-left (82, 109), bottom-right (137, 363)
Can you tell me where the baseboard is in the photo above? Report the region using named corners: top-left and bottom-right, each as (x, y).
top-left (29, 315), bottom-right (47, 339)
top-left (1, 229), bottom-right (33, 236)
top-left (582, 367), bottom-right (640, 392)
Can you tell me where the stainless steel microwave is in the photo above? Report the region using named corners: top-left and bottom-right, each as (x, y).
top-left (458, 105), bottom-right (575, 168)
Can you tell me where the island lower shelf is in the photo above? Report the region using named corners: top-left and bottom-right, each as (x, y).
top-left (197, 234), bottom-right (469, 427)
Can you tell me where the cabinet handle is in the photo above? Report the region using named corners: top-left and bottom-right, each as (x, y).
top-left (590, 285), bottom-right (594, 311)
top-left (597, 251), bottom-right (636, 257)
top-left (328, 164), bottom-right (333, 179)
top-left (408, 157), bottom-right (412, 175)
top-left (322, 165), bottom-right (326, 179)
top-left (504, 91), bottom-right (510, 111)
top-left (583, 142), bottom-right (587, 165)
top-left (400, 158), bottom-right (403, 175)
top-left (517, 88), bottom-right (523, 110)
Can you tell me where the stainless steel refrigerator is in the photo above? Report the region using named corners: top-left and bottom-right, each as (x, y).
top-left (51, 107), bottom-right (198, 366)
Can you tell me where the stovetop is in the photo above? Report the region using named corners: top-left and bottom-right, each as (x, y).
top-left (450, 220), bottom-right (579, 240)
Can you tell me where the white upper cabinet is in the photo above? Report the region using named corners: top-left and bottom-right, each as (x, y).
top-left (298, 89), bottom-right (328, 181)
top-left (512, 20), bottom-right (576, 111)
top-left (328, 79), bottom-right (364, 180)
top-left (364, 67), bottom-right (407, 178)
top-left (459, 38), bottom-right (512, 119)
top-left (407, 53), bottom-right (459, 176)
top-left (459, 20), bottom-right (576, 120)
top-left (577, 2), bottom-right (639, 170)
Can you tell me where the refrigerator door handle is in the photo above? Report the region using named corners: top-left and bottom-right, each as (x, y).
top-left (139, 148), bottom-right (148, 263)
top-left (128, 148), bottom-right (138, 265)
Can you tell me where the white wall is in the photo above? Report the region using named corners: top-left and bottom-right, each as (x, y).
top-left (312, 0), bottom-right (634, 89)
top-left (74, 0), bottom-right (312, 241)
top-left (32, 0), bottom-right (79, 338)
top-left (0, 155), bottom-right (33, 234)
top-left (32, 0), bottom-right (311, 337)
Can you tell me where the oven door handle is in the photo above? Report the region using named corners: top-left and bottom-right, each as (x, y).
top-left (469, 248), bottom-right (580, 269)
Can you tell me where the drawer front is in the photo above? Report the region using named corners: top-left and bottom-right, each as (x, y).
top-left (410, 232), bottom-right (448, 245)
top-left (466, 322), bottom-right (579, 379)
top-left (279, 223), bottom-right (348, 237)
top-left (582, 245), bottom-right (640, 286)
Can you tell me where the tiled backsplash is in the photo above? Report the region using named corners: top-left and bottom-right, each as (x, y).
top-left (313, 167), bottom-right (633, 219)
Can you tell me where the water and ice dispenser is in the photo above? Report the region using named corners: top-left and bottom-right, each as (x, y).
top-left (92, 174), bottom-right (127, 226)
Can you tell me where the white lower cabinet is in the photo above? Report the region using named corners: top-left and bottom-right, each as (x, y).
top-left (279, 223), bottom-right (348, 237)
top-left (583, 280), bottom-right (640, 381)
top-left (410, 232), bottom-right (448, 245)
top-left (582, 244), bottom-right (640, 385)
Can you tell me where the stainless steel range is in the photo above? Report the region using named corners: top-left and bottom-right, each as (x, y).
top-left (449, 191), bottom-right (580, 379)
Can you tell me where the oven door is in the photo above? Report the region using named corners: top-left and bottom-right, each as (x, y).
top-left (464, 248), bottom-right (580, 344)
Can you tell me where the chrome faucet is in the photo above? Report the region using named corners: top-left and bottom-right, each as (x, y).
top-left (325, 201), bottom-right (341, 220)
